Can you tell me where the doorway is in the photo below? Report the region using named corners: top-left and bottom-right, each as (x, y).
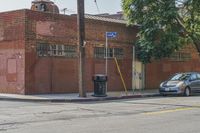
top-left (133, 61), bottom-right (145, 90)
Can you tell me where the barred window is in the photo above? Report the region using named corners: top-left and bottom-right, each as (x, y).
top-left (57, 45), bottom-right (63, 56)
top-left (36, 43), bottom-right (49, 57)
top-left (114, 48), bottom-right (124, 58)
top-left (180, 53), bottom-right (191, 61)
top-left (50, 45), bottom-right (58, 56)
top-left (64, 45), bottom-right (77, 58)
top-left (94, 47), bottom-right (105, 58)
top-left (170, 52), bottom-right (179, 61)
top-left (170, 52), bottom-right (191, 61)
top-left (37, 44), bottom-right (77, 58)
top-left (94, 47), bottom-right (124, 59)
top-left (107, 48), bottom-right (113, 58)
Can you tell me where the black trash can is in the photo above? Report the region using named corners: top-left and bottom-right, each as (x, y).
top-left (92, 74), bottom-right (107, 97)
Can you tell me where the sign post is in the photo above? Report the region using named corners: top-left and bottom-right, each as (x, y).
top-left (105, 32), bottom-right (117, 92)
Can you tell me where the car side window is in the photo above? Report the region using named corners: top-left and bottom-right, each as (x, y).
top-left (197, 74), bottom-right (200, 80)
top-left (190, 74), bottom-right (197, 81)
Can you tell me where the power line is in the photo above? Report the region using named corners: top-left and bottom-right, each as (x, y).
top-left (94, 0), bottom-right (100, 14)
top-left (56, 0), bottom-right (101, 14)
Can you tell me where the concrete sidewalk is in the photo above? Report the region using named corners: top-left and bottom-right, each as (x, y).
top-left (0, 89), bottom-right (160, 102)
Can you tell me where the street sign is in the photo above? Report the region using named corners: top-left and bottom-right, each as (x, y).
top-left (106, 32), bottom-right (117, 38)
top-left (105, 31), bottom-right (117, 93)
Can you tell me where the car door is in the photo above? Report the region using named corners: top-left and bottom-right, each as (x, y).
top-left (196, 73), bottom-right (200, 92)
top-left (189, 74), bottom-right (198, 92)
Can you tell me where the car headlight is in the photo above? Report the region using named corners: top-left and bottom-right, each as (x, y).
top-left (176, 81), bottom-right (184, 88)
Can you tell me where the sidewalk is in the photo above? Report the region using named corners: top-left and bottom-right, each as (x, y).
top-left (0, 89), bottom-right (160, 102)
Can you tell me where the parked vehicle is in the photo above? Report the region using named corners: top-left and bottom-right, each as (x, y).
top-left (159, 72), bottom-right (200, 96)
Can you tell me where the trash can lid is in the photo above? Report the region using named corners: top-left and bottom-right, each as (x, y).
top-left (94, 74), bottom-right (107, 77)
top-left (93, 74), bottom-right (107, 81)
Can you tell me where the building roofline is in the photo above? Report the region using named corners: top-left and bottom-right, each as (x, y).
top-left (84, 14), bottom-right (127, 24)
top-left (0, 9), bottom-right (26, 13)
top-left (0, 9), bottom-right (139, 28)
top-left (84, 15), bottom-right (139, 28)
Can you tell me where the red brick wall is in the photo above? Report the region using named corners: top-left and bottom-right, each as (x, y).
top-left (145, 44), bottom-right (200, 89)
top-left (24, 10), bottom-right (79, 94)
top-left (4, 10), bottom-right (199, 94)
top-left (24, 10), bottom-right (137, 94)
top-left (0, 10), bottom-right (26, 94)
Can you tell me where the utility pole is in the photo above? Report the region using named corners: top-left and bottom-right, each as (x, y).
top-left (77, 0), bottom-right (86, 97)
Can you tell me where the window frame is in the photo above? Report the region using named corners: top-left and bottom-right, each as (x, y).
top-left (169, 52), bottom-right (191, 61)
top-left (36, 43), bottom-right (77, 58)
top-left (94, 47), bottom-right (124, 59)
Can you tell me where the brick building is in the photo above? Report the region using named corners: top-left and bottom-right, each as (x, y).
top-left (1, 0), bottom-right (199, 95)
top-left (0, 0), bottom-right (138, 94)
top-left (146, 44), bottom-right (200, 89)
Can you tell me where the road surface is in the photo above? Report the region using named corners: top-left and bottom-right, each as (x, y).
top-left (0, 96), bottom-right (200, 133)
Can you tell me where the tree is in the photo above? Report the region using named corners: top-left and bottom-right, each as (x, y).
top-left (122, 0), bottom-right (200, 63)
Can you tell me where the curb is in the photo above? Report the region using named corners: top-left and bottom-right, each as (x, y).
top-left (0, 94), bottom-right (160, 103)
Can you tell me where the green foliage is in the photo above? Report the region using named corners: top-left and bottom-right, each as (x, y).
top-left (122, 0), bottom-right (200, 63)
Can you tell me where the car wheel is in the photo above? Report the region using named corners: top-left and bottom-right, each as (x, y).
top-left (184, 87), bottom-right (190, 97)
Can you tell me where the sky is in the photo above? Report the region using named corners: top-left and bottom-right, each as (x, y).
top-left (0, 0), bottom-right (122, 15)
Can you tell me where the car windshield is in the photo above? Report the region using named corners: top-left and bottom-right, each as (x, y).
top-left (170, 73), bottom-right (191, 81)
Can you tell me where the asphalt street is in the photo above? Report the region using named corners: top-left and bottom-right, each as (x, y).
top-left (1, 96), bottom-right (200, 133)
